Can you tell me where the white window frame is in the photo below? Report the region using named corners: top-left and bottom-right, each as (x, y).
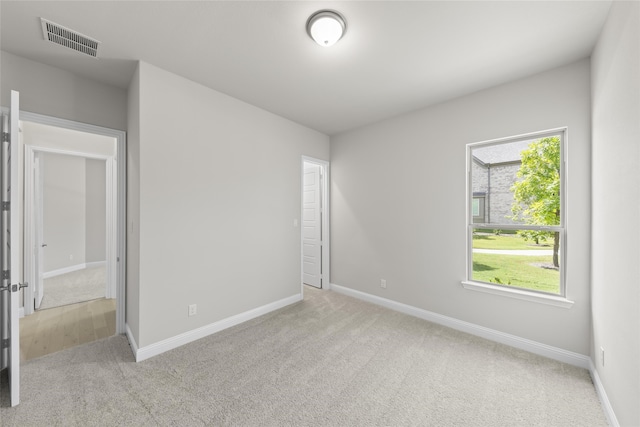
top-left (462, 128), bottom-right (573, 308)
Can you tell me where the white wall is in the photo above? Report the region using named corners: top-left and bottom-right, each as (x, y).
top-left (128, 62), bottom-right (330, 348)
top-left (41, 153), bottom-right (106, 272)
top-left (126, 64), bottom-right (141, 343)
top-left (591, 2), bottom-right (640, 426)
top-left (0, 50), bottom-right (127, 131)
top-left (43, 153), bottom-right (86, 272)
top-left (331, 59), bottom-right (592, 355)
top-left (21, 120), bottom-right (116, 157)
top-left (85, 159), bottom-right (106, 263)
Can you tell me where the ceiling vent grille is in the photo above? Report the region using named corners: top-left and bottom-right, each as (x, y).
top-left (40, 18), bottom-right (100, 58)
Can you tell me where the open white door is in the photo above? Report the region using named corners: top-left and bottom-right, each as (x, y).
top-left (1, 90), bottom-right (22, 406)
top-left (302, 163), bottom-right (322, 288)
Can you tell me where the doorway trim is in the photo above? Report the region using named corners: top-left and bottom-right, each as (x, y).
top-left (20, 111), bottom-right (126, 334)
top-left (301, 156), bottom-right (330, 293)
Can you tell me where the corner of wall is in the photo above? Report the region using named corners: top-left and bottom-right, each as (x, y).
top-left (589, 359), bottom-right (621, 427)
top-left (125, 63), bottom-right (141, 345)
top-left (590, 1), bottom-right (640, 426)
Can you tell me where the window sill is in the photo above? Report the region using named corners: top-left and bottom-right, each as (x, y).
top-left (461, 281), bottom-right (574, 308)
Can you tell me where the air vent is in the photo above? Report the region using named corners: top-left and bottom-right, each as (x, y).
top-left (40, 18), bottom-right (100, 58)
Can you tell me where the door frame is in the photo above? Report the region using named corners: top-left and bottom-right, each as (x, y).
top-left (17, 111), bottom-right (126, 334)
top-left (33, 152), bottom-right (44, 309)
top-left (301, 156), bottom-right (330, 293)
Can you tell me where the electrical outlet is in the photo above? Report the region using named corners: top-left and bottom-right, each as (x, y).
top-left (380, 279), bottom-right (387, 289)
top-left (69, 254), bottom-right (74, 261)
top-left (188, 304), bottom-right (197, 317)
top-left (601, 346), bottom-right (605, 366)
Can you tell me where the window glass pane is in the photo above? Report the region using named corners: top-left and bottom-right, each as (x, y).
top-left (472, 198), bottom-right (480, 217)
top-left (472, 230), bottom-right (560, 294)
top-left (470, 136), bottom-right (561, 226)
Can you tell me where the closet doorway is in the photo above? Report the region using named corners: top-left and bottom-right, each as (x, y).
top-left (301, 157), bottom-right (330, 292)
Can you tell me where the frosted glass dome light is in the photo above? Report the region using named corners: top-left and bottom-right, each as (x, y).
top-left (307, 10), bottom-right (346, 47)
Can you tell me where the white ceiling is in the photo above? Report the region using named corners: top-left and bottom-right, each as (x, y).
top-left (1, 1), bottom-right (612, 135)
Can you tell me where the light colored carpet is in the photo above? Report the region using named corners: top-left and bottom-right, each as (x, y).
top-left (39, 265), bottom-right (106, 310)
top-left (1, 287), bottom-right (607, 426)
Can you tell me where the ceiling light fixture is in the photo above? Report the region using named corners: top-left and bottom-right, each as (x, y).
top-left (306, 10), bottom-right (347, 47)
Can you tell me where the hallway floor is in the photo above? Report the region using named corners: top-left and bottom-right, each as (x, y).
top-left (19, 298), bottom-right (115, 362)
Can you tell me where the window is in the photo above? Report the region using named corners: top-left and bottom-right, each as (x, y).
top-left (472, 198), bottom-right (480, 217)
top-left (472, 194), bottom-right (485, 223)
top-left (466, 129), bottom-right (566, 297)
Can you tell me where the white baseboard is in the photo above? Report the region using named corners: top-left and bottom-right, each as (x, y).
top-left (125, 323), bottom-right (139, 360)
top-left (85, 260), bottom-right (107, 269)
top-left (330, 283), bottom-right (590, 369)
top-left (133, 293), bottom-right (303, 362)
top-left (589, 360), bottom-right (620, 427)
top-left (43, 261), bottom-right (106, 279)
top-left (43, 263), bottom-right (86, 279)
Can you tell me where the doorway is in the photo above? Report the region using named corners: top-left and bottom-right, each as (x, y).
top-left (32, 151), bottom-right (108, 310)
top-left (301, 157), bottom-right (330, 291)
top-left (19, 113), bottom-right (126, 354)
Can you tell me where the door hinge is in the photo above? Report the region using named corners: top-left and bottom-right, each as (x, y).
top-left (1, 132), bottom-right (9, 143)
top-left (1, 338), bottom-right (9, 349)
top-left (2, 270), bottom-right (9, 280)
top-left (1, 201), bottom-right (9, 211)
